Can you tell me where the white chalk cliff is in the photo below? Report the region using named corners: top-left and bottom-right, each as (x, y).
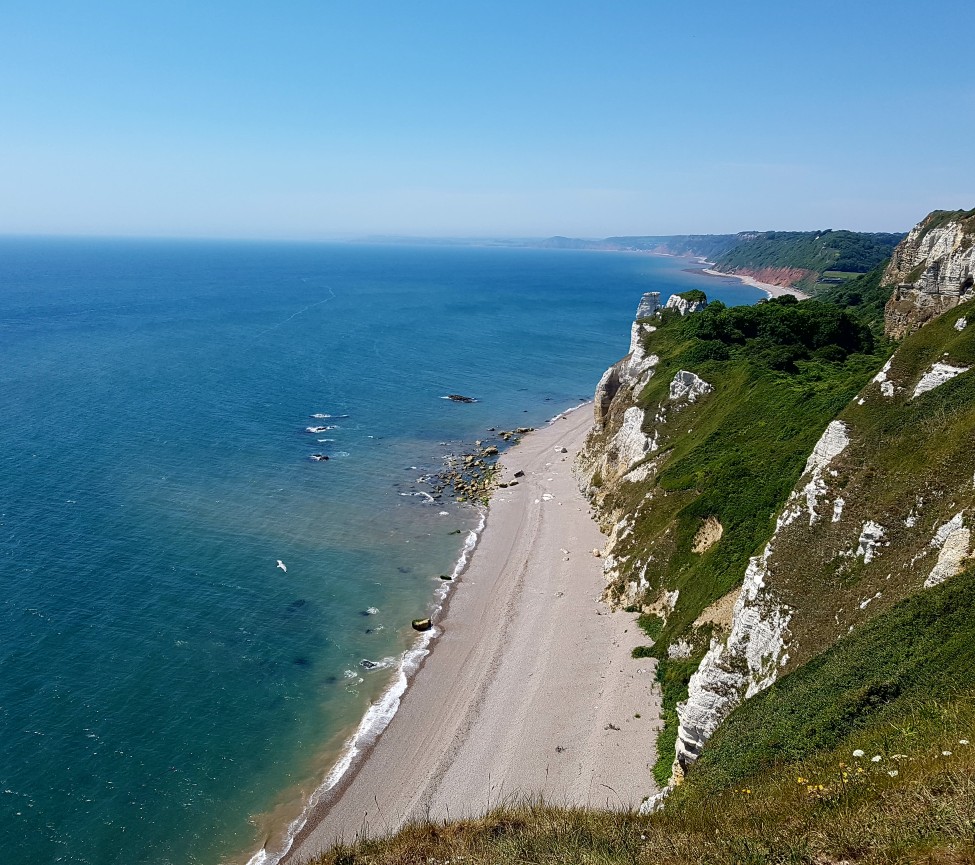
top-left (884, 210), bottom-right (975, 338)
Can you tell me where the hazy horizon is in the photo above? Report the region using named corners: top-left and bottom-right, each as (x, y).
top-left (2, 1), bottom-right (972, 240)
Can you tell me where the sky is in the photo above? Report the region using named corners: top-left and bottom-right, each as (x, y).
top-left (1, 1), bottom-right (973, 240)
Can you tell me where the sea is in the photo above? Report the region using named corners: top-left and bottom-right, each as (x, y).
top-left (0, 238), bottom-right (761, 864)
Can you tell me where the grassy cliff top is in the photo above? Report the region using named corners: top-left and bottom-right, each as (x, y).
top-left (712, 229), bottom-right (904, 289)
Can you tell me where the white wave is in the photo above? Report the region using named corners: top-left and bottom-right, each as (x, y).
top-left (245, 508), bottom-right (487, 865)
top-left (365, 607), bottom-right (379, 615)
top-left (547, 399), bottom-right (591, 425)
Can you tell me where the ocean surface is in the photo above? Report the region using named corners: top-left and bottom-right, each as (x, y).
top-left (0, 239), bottom-right (761, 864)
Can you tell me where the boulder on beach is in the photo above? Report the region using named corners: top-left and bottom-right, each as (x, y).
top-left (412, 618), bottom-right (433, 631)
top-left (513, 470), bottom-right (525, 478)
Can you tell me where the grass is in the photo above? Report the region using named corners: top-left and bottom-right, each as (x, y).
top-left (308, 574), bottom-right (975, 864)
top-left (589, 298), bottom-right (889, 781)
top-left (303, 275), bottom-right (975, 865)
top-left (652, 656), bottom-right (703, 786)
top-left (915, 208), bottom-right (975, 244)
top-left (713, 229), bottom-right (904, 286)
top-left (678, 568), bottom-right (975, 795)
top-left (674, 288), bottom-right (707, 304)
top-left (308, 711), bottom-right (975, 864)
top-left (815, 265), bottom-right (891, 337)
top-left (598, 299), bottom-right (885, 649)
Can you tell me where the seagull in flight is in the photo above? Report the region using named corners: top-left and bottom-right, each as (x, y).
top-left (276, 560), bottom-right (288, 573)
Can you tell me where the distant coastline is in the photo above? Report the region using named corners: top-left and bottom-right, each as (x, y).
top-left (693, 266), bottom-right (811, 300)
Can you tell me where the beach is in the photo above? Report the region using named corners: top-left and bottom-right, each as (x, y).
top-left (283, 405), bottom-right (661, 863)
top-left (700, 267), bottom-right (811, 300)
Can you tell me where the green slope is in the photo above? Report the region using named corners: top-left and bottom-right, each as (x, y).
top-left (712, 229), bottom-right (903, 290)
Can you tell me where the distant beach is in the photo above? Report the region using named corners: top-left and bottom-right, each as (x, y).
top-left (691, 266), bottom-right (811, 300)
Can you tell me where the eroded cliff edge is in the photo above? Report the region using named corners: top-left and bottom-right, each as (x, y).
top-left (577, 213), bottom-right (975, 802)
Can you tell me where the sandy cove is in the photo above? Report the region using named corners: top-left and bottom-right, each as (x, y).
top-left (284, 406), bottom-right (660, 863)
top-left (701, 267), bottom-right (811, 300)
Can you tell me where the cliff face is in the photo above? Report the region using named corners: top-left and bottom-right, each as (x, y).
top-left (717, 265), bottom-right (816, 288)
top-left (883, 209), bottom-right (975, 338)
top-left (579, 265), bottom-right (975, 801)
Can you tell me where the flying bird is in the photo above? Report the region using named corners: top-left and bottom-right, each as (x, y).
top-left (276, 560), bottom-right (287, 573)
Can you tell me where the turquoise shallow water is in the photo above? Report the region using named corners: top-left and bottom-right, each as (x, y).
top-left (0, 239), bottom-right (761, 864)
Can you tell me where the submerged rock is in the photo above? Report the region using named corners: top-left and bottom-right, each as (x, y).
top-left (446, 394), bottom-right (476, 403)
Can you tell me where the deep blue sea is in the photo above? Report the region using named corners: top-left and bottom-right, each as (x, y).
top-left (0, 239), bottom-right (760, 864)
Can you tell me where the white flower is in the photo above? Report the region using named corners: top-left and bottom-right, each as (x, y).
top-left (942, 750), bottom-right (952, 756)
top-left (887, 770), bottom-right (898, 777)
top-left (852, 749), bottom-right (865, 758)
top-left (892, 754), bottom-right (908, 760)
top-left (871, 755), bottom-right (882, 762)
top-left (959, 739), bottom-right (970, 746)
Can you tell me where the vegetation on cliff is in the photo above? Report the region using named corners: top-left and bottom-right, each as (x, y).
top-left (304, 228), bottom-right (975, 864)
top-left (711, 229), bottom-right (904, 291)
top-left (815, 265), bottom-right (889, 335)
top-left (532, 229), bottom-right (905, 293)
top-left (533, 234), bottom-right (743, 259)
top-left (586, 295), bottom-right (888, 781)
top-left (309, 568), bottom-right (975, 861)
top-left (914, 207), bottom-right (975, 243)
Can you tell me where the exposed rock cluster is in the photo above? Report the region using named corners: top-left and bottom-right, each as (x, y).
top-left (883, 211), bottom-right (975, 338)
top-left (664, 293), bottom-right (707, 316)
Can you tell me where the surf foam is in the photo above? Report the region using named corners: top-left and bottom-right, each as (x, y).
top-left (245, 509), bottom-right (486, 865)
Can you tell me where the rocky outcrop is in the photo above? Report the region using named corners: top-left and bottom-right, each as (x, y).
top-left (664, 293), bottom-right (707, 316)
top-left (924, 512), bottom-right (971, 588)
top-left (636, 292), bottom-right (662, 319)
top-left (911, 362), bottom-right (970, 398)
top-left (592, 294), bottom-right (661, 433)
top-left (883, 210), bottom-right (975, 338)
top-left (675, 548), bottom-right (792, 776)
top-left (671, 419), bottom-right (850, 777)
top-left (668, 370), bottom-right (713, 404)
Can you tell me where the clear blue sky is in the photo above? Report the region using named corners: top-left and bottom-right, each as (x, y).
top-left (2, 1), bottom-right (972, 239)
